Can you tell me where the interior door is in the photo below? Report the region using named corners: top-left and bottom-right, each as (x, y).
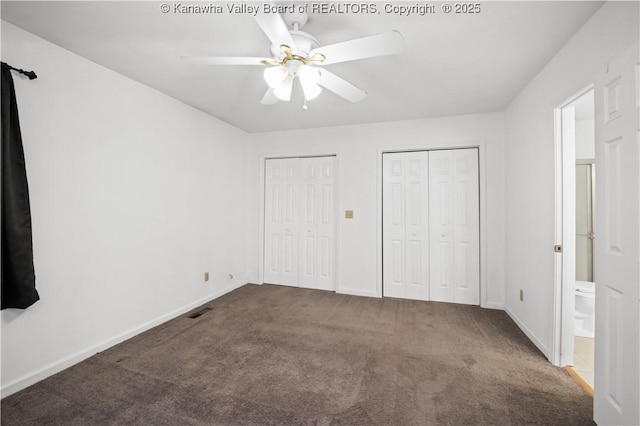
top-left (593, 41), bottom-right (639, 425)
top-left (429, 148), bottom-right (480, 305)
top-left (264, 158), bottom-right (299, 287)
top-left (299, 157), bottom-right (335, 291)
top-left (382, 152), bottom-right (430, 300)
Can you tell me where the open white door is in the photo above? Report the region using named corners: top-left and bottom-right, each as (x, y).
top-left (593, 41), bottom-right (639, 425)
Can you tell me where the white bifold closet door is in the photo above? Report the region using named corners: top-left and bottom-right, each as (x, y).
top-left (264, 158), bottom-right (299, 287)
top-left (382, 148), bottom-right (479, 305)
top-left (429, 148), bottom-right (480, 305)
top-left (382, 152), bottom-right (430, 300)
top-left (264, 157), bottom-right (335, 291)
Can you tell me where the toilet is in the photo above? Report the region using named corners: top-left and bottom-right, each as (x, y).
top-left (574, 281), bottom-right (595, 338)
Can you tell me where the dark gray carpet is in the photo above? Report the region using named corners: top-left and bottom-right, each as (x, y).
top-left (2, 284), bottom-right (593, 425)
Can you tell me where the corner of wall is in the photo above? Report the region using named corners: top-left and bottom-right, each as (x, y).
top-left (504, 305), bottom-right (550, 359)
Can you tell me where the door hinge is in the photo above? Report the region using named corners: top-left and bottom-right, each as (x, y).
top-left (554, 245), bottom-right (562, 253)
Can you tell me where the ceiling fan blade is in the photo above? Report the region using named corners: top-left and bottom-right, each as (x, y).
top-left (182, 56), bottom-right (270, 66)
top-left (317, 69), bottom-right (367, 103)
top-left (311, 31), bottom-right (404, 66)
top-left (261, 89), bottom-right (280, 105)
top-left (254, 6), bottom-right (297, 52)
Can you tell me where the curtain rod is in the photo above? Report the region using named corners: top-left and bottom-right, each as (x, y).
top-left (1, 62), bottom-right (37, 80)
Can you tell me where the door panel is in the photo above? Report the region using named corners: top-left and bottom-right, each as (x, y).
top-left (264, 159), bottom-right (299, 286)
top-left (299, 156), bottom-right (335, 291)
top-left (429, 154), bottom-right (453, 301)
top-left (383, 156), bottom-right (407, 297)
top-left (453, 149), bottom-right (480, 305)
top-left (383, 152), bottom-right (429, 300)
top-left (299, 161), bottom-right (317, 287)
top-left (405, 154), bottom-right (430, 300)
top-left (316, 158), bottom-right (335, 290)
top-left (429, 149), bottom-right (480, 305)
top-left (594, 41), bottom-right (639, 426)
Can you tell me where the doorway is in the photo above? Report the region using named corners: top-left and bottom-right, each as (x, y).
top-left (554, 88), bottom-right (595, 390)
top-left (382, 148), bottom-right (480, 304)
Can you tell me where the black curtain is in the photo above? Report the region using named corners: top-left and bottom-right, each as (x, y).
top-left (1, 62), bottom-right (39, 309)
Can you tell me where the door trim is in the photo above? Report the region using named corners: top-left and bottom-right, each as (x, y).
top-left (552, 85), bottom-right (595, 367)
top-left (376, 141), bottom-right (490, 308)
top-left (258, 153), bottom-right (339, 291)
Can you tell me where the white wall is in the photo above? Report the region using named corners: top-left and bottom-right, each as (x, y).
top-left (1, 22), bottom-right (250, 396)
top-left (504, 1), bottom-right (639, 358)
top-left (575, 119), bottom-right (595, 160)
top-left (246, 113), bottom-right (506, 308)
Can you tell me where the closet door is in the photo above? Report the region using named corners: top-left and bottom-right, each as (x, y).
top-left (382, 152), bottom-right (430, 300)
top-left (264, 159), bottom-right (299, 286)
top-left (264, 157), bottom-right (335, 290)
top-left (429, 148), bottom-right (479, 305)
top-left (299, 157), bottom-right (335, 291)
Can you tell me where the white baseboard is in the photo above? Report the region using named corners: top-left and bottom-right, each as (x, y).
top-left (337, 288), bottom-right (380, 298)
top-left (484, 302), bottom-right (505, 310)
top-left (1, 282), bottom-right (245, 399)
top-left (504, 305), bottom-right (550, 359)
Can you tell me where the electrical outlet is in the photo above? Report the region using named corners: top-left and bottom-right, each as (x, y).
top-left (519, 289), bottom-right (523, 301)
top-left (345, 210), bottom-right (354, 219)
top-left (204, 272), bottom-right (210, 282)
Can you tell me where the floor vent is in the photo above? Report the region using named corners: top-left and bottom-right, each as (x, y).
top-left (187, 307), bottom-right (212, 319)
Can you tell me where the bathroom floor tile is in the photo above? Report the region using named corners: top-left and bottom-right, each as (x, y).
top-left (573, 354), bottom-right (591, 372)
top-left (573, 336), bottom-right (594, 391)
top-left (575, 337), bottom-right (595, 368)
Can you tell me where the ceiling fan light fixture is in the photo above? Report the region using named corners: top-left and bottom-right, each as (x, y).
top-left (298, 65), bottom-right (322, 100)
top-left (185, 9), bottom-right (404, 106)
top-left (264, 65), bottom-right (289, 89)
top-left (300, 80), bottom-right (322, 101)
top-left (273, 75), bottom-right (294, 101)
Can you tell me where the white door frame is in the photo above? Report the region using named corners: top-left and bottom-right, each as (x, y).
top-left (552, 85), bottom-right (594, 367)
top-left (376, 140), bottom-right (490, 308)
top-left (258, 153), bottom-right (340, 290)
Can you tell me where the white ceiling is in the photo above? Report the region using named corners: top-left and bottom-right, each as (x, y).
top-left (1, 1), bottom-right (603, 133)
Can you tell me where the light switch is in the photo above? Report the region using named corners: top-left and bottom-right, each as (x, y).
top-left (345, 210), bottom-right (354, 219)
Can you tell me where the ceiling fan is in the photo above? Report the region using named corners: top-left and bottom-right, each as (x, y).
top-left (183, 7), bottom-right (404, 107)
